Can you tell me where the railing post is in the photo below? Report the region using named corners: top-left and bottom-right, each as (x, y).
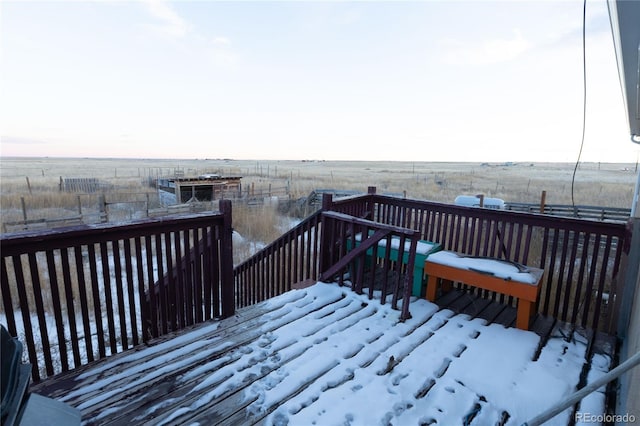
top-left (617, 218), bottom-right (639, 337)
top-left (319, 194), bottom-right (334, 277)
top-left (219, 199), bottom-right (235, 318)
top-left (367, 186), bottom-right (377, 220)
top-left (321, 192), bottom-right (334, 211)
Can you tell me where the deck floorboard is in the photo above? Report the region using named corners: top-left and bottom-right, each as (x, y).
top-left (30, 284), bottom-right (616, 426)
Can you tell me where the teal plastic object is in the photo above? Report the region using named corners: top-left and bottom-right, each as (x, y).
top-left (347, 235), bottom-right (442, 297)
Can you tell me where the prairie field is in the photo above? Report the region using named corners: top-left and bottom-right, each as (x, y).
top-left (0, 156), bottom-right (636, 244)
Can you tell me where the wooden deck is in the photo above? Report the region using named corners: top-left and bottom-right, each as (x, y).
top-left (433, 288), bottom-right (617, 359)
top-left (29, 283), bottom-right (616, 426)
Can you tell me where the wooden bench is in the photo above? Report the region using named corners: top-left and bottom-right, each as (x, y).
top-left (424, 251), bottom-right (544, 330)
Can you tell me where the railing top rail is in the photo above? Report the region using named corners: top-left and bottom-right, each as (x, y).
top-left (507, 202), bottom-right (631, 213)
top-left (367, 194), bottom-right (628, 236)
top-left (1, 212), bottom-right (226, 255)
top-left (322, 210), bottom-right (418, 237)
top-left (329, 193), bottom-right (372, 205)
top-left (233, 209), bottom-right (323, 271)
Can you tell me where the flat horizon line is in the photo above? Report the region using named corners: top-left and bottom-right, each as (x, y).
top-left (1, 155), bottom-right (637, 166)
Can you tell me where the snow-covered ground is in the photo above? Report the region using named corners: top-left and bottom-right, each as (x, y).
top-left (40, 282), bottom-right (610, 425)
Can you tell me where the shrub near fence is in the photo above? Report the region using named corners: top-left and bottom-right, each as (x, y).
top-left (0, 204), bottom-right (234, 382)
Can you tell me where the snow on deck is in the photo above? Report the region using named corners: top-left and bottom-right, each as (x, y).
top-left (32, 282), bottom-right (610, 425)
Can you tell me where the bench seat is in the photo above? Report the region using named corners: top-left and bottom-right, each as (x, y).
top-left (424, 251), bottom-right (544, 330)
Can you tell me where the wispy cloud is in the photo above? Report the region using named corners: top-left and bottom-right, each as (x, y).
top-left (208, 36), bottom-right (239, 68)
top-left (211, 36), bottom-right (231, 46)
top-left (1, 136), bottom-right (47, 146)
top-left (139, 2), bottom-right (238, 67)
top-left (441, 30), bottom-right (531, 66)
top-left (141, 0), bottom-right (189, 38)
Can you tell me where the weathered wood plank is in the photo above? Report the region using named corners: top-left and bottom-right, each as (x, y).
top-left (106, 292), bottom-right (366, 425)
top-left (30, 292), bottom-right (305, 397)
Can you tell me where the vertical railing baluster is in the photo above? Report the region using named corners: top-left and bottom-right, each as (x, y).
top-left (1, 259), bottom-right (18, 339)
top-left (209, 227), bottom-right (220, 319)
top-left (560, 231), bottom-right (579, 322)
top-left (123, 239), bottom-right (139, 346)
top-left (111, 240), bottom-right (128, 350)
top-left (591, 234), bottom-right (612, 331)
top-left (45, 250), bottom-right (68, 372)
top-left (60, 247), bottom-right (81, 367)
top-left (154, 233), bottom-right (167, 334)
top-left (200, 228), bottom-right (210, 320)
top-left (11, 255), bottom-right (39, 380)
top-left (555, 230), bottom-right (571, 321)
top-left (28, 252), bottom-right (53, 377)
top-left (87, 244), bottom-right (106, 358)
top-left (582, 234), bottom-right (602, 328)
top-left (145, 235), bottom-right (158, 337)
top-left (134, 237), bottom-right (147, 342)
top-left (100, 242), bottom-right (117, 354)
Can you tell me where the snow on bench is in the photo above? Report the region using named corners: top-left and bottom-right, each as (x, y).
top-left (424, 250), bottom-right (544, 330)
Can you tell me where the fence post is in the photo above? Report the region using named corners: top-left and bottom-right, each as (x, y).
top-left (21, 197), bottom-right (27, 226)
top-left (219, 199), bottom-right (235, 318)
top-left (99, 194), bottom-right (107, 222)
top-left (540, 190), bottom-right (547, 214)
top-left (367, 186), bottom-right (377, 220)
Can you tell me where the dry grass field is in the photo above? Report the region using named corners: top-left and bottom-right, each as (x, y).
top-left (1, 156), bottom-right (636, 245)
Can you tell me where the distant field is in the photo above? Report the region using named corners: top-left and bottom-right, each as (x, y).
top-left (1, 156), bottom-right (636, 207)
top-left (1, 156), bottom-right (636, 262)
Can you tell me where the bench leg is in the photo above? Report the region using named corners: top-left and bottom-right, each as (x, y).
top-left (425, 275), bottom-right (438, 301)
top-left (441, 279), bottom-right (453, 293)
top-left (516, 300), bottom-right (533, 330)
top-left (425, 276), bottom-right (455, 302)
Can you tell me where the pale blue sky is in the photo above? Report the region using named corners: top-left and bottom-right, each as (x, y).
top-left (1, 0), bottom-right (637, 162)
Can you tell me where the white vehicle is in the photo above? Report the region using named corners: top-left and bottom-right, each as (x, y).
top-left (454, 195), bottom-right (505, 210)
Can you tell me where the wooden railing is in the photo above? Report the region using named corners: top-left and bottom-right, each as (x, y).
top-left (233, 189), bottom-right (630, 333)
top-left (233, 205), bottom-right (418, 320)
top-left (234, 211), bottom-right (323, 307)
top-left (318, 211), bottom-right (419, 321)
top-left (0, 202), bottom-right (234, 382)
top-left (330, 190), bottom-right (630, 334)
top-left (4, 188), bottom-right (627, 383)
